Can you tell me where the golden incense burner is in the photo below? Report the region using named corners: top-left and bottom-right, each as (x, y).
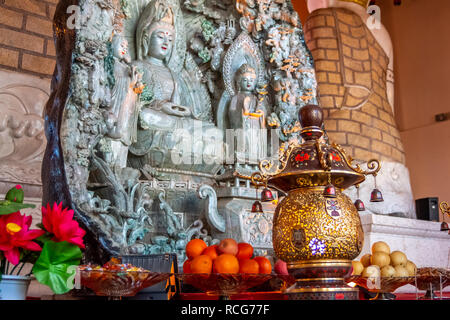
top-left (254, 105), bottom-right (381, 300)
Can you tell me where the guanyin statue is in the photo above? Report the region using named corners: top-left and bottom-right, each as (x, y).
top-left (128, 0), bottom-right (223, 175)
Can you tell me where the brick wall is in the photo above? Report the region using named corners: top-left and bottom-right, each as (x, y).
top-left (0, 0), bottom-right (57, 78)
top-left (304, 7), bottom-right (405, 164)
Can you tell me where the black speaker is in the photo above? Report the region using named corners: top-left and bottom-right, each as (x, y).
top-left (415, 197), bottom-right (440, 221)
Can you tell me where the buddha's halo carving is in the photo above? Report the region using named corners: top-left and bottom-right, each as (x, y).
top-left (223, 32), bottom-right (266, 99)
top-left (46, 0), bottom-right (318, 261)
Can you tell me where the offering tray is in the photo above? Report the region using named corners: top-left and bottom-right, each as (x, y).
top-left (176, 273), bottom-right (273, 300)
top-left (414, 268), bottom-right (450, 299)
top-left (345, 276), bottom-right (415, 300)
top-left (80, 268), bottom-right (171, 298)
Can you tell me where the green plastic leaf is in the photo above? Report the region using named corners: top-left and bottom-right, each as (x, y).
top-left (0, 201), bottom-right (35, 215)
top-left (32, 241), bottom-right (82, 295)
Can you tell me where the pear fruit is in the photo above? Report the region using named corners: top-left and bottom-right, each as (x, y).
top-left (390, 251), bottom-right (407, 267)
top-left (371, 241), bottom-right (390, 255)
top-left (360, 253), bottom-right (372, 268)
top-left (405, 261), bottom-right (417, 276)
top-left (371, 252), bottom-right (391, 268)
top-left (381, 265), bottom-right (396, 278)
top-left (352, 261), bottom-right (364, 276)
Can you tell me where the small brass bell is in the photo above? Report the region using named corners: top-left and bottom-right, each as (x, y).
top-left (354, 199), bottom-right (366, 211)
top-left (354, 185), bottom-right (365, 211)
top-left (261, 187), bottom-right (274, 202)
top-left (440, 221), bottom-right (449, 231)
top-left (370, 188), bottom-right (384, 202)
top-left (323, 184), bottom-right (337, 198)
top-left (251, 200), bottom-right (264, 213)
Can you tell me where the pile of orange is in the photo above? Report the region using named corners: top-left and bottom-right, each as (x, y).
top-left (183, 238), bottom-right (272, 275)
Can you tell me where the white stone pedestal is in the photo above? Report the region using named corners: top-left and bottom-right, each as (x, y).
top-left (357, 213), bottom-right (450, 293)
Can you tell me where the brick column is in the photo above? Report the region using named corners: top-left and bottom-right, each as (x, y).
top-left (305, 8), bottom-right (405, 164)
top-left (0, 0), bottom-right (57, 78)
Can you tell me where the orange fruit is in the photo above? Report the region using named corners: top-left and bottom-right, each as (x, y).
top-left (239, 259), bottom-right (259, 274)
top-left (217, 238), bottom-right (239, 255)
top-left (236, 243), bottom-right (254, 260)
top-left (202, 245), bottom-right (219, 261)
top-left (186, 238), bottom-right (207, 260)
top-left (183, 259), bottom-right (192, 273)
top-left (254, 256), bottom-right (272, 274)
top-left (190, 255), bottom-right (213, 274)
top-left (213, 254), bottom-right (240, 274)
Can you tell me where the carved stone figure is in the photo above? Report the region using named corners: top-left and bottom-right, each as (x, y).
top-left (104, 35), bottom-right (142, 168)
top-left (128, 0), bottom-right (222, 175)
top-left (304, 0), bottom-right (415, 218)
top-left (228, 64), bottom-right (267, 164)
top-left (43, 0), bottom-right (317, 262)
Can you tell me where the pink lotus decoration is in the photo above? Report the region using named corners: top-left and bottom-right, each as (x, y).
top-left (42, 202), bottom-right (86, 249)
top-left (0, 211), bottom-right (45, 265)
top-left (1, 186), bottom-right (87, 295)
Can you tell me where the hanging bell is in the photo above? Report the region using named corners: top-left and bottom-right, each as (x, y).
top-left (370, 188), bottom-right (384, 202)
top-left (354, 199), bottom-right (366, 211)
top-left (323, 184), bottom-right (337, 198)
top-left (261, 187), bottom-right (274, 202)
top-left (440, 221), bottom-right (449, 231)
top-left (251, 200), bottom-right (264, 213)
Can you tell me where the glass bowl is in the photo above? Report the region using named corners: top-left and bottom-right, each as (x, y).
top-left (80, 269), bottom-right (171, 297)
top-left (175, 273), bottom-right (274, 299)
top-left (413, 268), bottom-right (450, 299)
top-left (345, 275), bottom-right (415, 300)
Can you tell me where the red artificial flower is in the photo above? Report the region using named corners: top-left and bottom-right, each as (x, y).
top-left (0, 211), bottom-right (45, 265)
top-left (42, 203), bottom-right (86, 249)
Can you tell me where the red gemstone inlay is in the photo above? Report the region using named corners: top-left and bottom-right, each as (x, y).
top-left (335, 293), bottom-right (345, 300)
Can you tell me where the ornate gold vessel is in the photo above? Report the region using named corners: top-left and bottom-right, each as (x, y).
top-left (273, 188), bottom-right (364, 262)
top-left (254, 105), bottom-right (380, 300)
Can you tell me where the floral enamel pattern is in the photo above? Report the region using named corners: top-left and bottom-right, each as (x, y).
top-left (309, 238), bottom-right (326, 256)
top-left (325, 199), bottom-right (342, 219)
top-left (327, 148), bottom-right (345, 168)
top-left (329, 151), bottom-right (341, 162)
top-left (295, 152), bottom-right (310, 162)
top-left (291, 148), bottom-right (316, 168)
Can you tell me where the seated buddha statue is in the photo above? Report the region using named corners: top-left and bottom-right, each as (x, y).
top-left (128, 0), bottom-right (223, 174)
